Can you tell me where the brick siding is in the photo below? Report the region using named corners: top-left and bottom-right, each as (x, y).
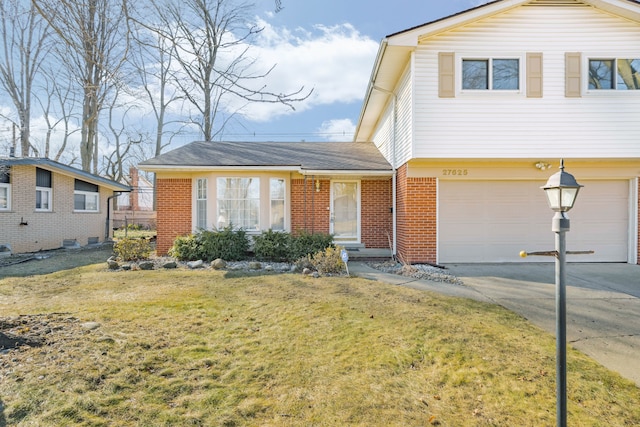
top-left (290, 178), bottom-right (330, 235)
top-left (156, 178), bottom-right (192, 255)
top-left (361, 179), bottom-right (393, 248)
top-left (395, 164), bottom-right (437, 264)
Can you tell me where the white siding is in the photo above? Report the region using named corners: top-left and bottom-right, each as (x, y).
top-left (395, 63), bottom-right (413, 167)
top-left (372, 65), bottom-right (413, 168)
top-left (413, 5), bottom-right (640, 159)
top-left (372, 104), bottom-right (393, 161)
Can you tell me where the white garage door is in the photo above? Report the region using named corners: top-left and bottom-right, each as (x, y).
top-left (438, 180), bottom-right (630, 263)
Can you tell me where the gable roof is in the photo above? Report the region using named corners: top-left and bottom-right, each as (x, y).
top-left (0, 157), bottom-right (132, 191)
top-left (354, 0), bottom-right (640, 142)
top-left (138, 141), bottom-right (392, 175)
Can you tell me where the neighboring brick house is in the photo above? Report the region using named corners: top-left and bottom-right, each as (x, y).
top-left (141, 0), bottom-right (640, 264)
top-left (114, 167), bottom-right (156, 230)
top-left (0, 157), bottom-right (131, 254)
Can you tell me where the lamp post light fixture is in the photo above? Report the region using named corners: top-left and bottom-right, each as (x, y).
top-left (541, 159), bottom-right (582, 427)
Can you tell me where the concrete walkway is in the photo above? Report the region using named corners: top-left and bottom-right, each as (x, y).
top-left (349, 261), bottom-right (640, 387)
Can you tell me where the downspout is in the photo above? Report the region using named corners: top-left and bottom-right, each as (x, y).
top-left (106, 192), bottom-right (128, 242)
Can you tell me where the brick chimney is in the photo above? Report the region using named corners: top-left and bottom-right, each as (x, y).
top-left (130, 166), bottom-right (139, 211)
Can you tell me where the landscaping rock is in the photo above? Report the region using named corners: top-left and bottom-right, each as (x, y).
top-left (139, 261), bottom-right (154, 270)
top-left (121, 264), bottom-right (132, 271)
top-left (81, 322), bottom-right (100, 331)
top-left (248, 261), bottom-right (261, 270)
top-left (302, 267), bottom-right (312, 275)
top-left (163, 261), bottom-right (177, 269)
top-left (187, 260), bottom-right (204, 269)
top-left (107, 257), bottom-right (119, 270)
top-left (265, 265), bottom-right (274, 271)
top-left (211, 258), bottom-right (226, 269)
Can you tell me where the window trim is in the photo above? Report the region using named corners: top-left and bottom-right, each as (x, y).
top-left (74, 190), bottom-right (100, 212)
top-left (35, 186), bottom-right (52, 212)
top-left (216, 177), bottom-right (261, 231)
top-left (586, 56), bottom-right (640, 93)
top-left (196, 178), bottom-right (208, 230)
top-left (0, 183), bottom-right (10, 211)
top-left (269, 178), bottom-right (286, 231)
top-left (459, 55), bottom-right (523, 93)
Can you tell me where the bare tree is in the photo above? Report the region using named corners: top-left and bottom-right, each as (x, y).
top-left (128, 16), bottom-right (183, 158)
top-left (32, 0), bottom-right (130, 172)
top-left (140, 0), bottom-right (311, 141)
top-left (35, 66), bottom-right (81, 162)
top-left (0, 0), bottom-right (50, 157)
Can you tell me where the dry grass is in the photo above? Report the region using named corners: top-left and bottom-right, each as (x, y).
top-left (1, 263), bottom-right (639, 426)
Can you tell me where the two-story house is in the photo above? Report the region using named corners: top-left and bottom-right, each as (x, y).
top-left (141, 0), bottom-right (640, 264)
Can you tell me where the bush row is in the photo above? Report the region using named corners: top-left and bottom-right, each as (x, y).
top-left (168, 227), bottom-right (335, 263)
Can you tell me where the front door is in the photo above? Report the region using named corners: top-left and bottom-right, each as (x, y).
top-left (330, 180), bottom-right (360, 243)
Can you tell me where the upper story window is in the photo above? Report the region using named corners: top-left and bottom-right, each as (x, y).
top-left (0, 168), bottom-right (10, 211)
top-left (74, 179), bottom-right (99, 212)
top-left (196, 178), bottom-right (208, 229)
top-left (35, 167), bottom-right (52, 212)
top-left (270, 178), bottom-right (285, 231)
top-left (589, 58), bottom-right (640, 90)
top-left (217, 177), bottom-right (260, 230)
top-left (462, 58), bottom-right (520, 90)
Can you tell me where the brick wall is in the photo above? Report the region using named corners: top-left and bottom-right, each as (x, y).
top-left (291, 178), bottom-right (330, 235)
top-left (290, 178), bottom-right (392, 249)
top-left (361, 179), bottom-right (393, 248)
top-left (156, 178), bottom-right (192, 255)
top-left (396, 164), bottom-right (437, 264)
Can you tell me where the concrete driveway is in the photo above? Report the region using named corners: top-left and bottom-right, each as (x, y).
top-left (443, 263), bottom-right (640, 387)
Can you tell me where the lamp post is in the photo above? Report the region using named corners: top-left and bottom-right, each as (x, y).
top-left (541, 159), bottom-right (582, 427)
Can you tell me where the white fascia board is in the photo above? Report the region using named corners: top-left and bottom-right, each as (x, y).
top-left (137, 165), bottom-right (302, 173)
top-left (301, 170), bottom-right (393, 177)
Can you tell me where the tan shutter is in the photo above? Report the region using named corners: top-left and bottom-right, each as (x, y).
top-left (439, 52), bottom-right (455, 98)
top-left (565, 52), bottom-right (581, 97)
top-left (526, 53), bottom-right (543, 98)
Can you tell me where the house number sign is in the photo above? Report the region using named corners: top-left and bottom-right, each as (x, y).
top-left (442, 169), bottom-right (468, 176)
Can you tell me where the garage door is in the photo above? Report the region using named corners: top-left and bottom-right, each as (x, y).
top-left (438, 180), bottom-right (630, 263)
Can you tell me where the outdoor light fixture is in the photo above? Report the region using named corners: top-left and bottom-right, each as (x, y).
top-left (542, 159), bottom-right (582, 213)
top-left (542, 159), bottom-right (582, 427)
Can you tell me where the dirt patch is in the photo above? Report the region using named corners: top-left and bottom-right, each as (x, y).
top-left (0, 244), bottom-right (115, 279)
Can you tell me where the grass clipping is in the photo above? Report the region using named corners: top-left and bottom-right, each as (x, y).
top-left (1, 265), bottom-right (639, 426)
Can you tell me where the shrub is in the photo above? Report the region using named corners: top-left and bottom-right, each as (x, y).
top-left (168, 226), bottom-right (249, 262)
top-left (197, 226), bottom-right (249, 261)
top-left (253, 230), bottom-right (292, 261)
top-left (114, 238), bottom-right (152, 262)
top-left (295, 245), bottom-right (346, 275)
top-left (310, 246), bottom-right (346, 275)
top-left (168, 235), bottom-right (201, 261)
top-left (290, 231), bottom-right (334, 260)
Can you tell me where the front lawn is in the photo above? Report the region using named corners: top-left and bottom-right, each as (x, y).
top-left (1, 264), bottom-right (638, 426)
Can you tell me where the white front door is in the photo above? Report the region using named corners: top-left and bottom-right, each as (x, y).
top-left (330, 180), bottom-right (360, 243)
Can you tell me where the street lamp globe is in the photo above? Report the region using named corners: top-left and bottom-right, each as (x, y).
top-left (542, 159), bottom-right (583, 212)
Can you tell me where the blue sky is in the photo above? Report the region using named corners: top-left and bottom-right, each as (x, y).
top-left (206, 0), bottom-right (488, 143)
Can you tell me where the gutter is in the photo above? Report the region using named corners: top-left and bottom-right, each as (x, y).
top-left (353, 39), bottom-right (388, 142)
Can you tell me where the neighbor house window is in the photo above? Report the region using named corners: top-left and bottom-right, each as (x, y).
top-left (462, 58), bottom-right (520, 90)
top-left (589, 58), bottom-right (640, 90)
top-left (35, 168), bottom-right (52, 211)
top-left (196, 178), bottom-right (208, 229)
top-left (217, 177), bottom-right (260, 230)
top-left (270, 178), bottom-right (285, 231)
top-left (0, 168), bottom-right (10, 210)
top-left (74, 179), bottom-right (99, 212)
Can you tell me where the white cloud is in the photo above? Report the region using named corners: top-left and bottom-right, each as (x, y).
top-left (317, 118), bottom-right (356, 142)
top-left (226, 19), bottom-right (379, 123)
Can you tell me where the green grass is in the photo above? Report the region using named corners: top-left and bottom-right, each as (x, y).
top-left (1, 265), bottom-right (639, 426)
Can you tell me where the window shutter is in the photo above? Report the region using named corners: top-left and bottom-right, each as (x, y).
top-left (565, 52), bottom-right (581, 97)
top-left (439, 52), bottom-right (455, 98)
top-left (526, 53), bottom-right (543, 98)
